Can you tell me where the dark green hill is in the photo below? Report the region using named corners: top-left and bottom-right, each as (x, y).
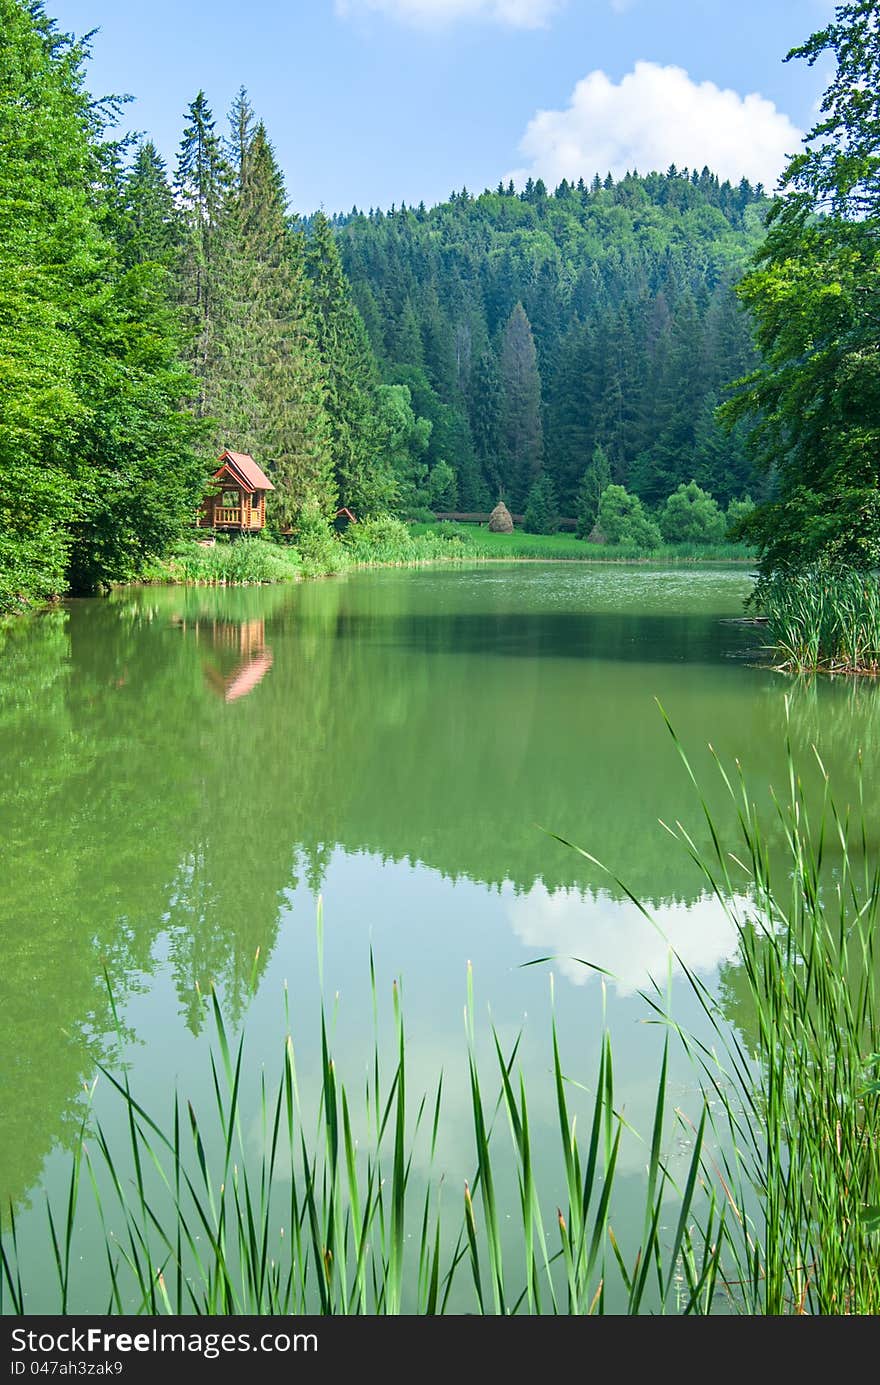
top-left (334, 170), bottom-right (767, 512)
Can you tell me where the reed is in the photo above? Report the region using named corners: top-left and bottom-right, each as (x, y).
top-left (654, 711), bottom-right (880, 1312)
top-left (3, 724), bottom-right (878, 1314)
top-left (756, 566), bottom-right (880, 673)
top-left (144, 538), bottom-right (301, 586)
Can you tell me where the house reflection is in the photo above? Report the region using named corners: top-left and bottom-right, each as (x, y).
top-left (172, 614), bottom-right (274, 703)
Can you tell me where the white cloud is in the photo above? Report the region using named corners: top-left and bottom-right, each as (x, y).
top-left (506, 883), bottom-right (740, 996)
top-left (511, 61), bottom-right (802, 189)
top-left (335, 0), bottom-right (565, 27)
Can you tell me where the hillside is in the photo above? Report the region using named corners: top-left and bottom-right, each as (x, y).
top-left (335, 170), bottom-right (767, 513)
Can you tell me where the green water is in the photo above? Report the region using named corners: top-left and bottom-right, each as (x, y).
top-left (2, 564), bottom-right (878, 1309)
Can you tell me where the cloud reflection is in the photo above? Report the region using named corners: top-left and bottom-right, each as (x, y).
top-left (505, 882), bottom-right (740, 994)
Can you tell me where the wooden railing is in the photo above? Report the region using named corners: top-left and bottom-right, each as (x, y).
top-left (214, 507), bottom-right (242, 526)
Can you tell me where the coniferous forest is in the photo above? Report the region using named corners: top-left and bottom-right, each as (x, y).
top-left (0, 0), bottom-right (766, 614)
top-left (334, 172), bottom-right (765, 514)
top-left (3, 0), bottom-right (879, 614)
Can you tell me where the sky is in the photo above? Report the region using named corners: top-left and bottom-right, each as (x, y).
top-left (49, 0), bottom-right (839, 214)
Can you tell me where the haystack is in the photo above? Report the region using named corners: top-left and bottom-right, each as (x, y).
top-left (488, 502), bottom-right (514, 534)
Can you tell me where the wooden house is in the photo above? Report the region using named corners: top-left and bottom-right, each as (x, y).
top-left (198, 450), bottom-right (275, 533)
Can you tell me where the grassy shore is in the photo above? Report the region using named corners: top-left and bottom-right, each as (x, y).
top-left (140, 522), bottom-right (754, 591)
top-left (3, 727), bottom-right (877, 1315)
top-left (409, 522), bottom-right (753, 563)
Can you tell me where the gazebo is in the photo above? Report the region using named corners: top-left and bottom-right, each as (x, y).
top-left (198, 450), bottom-right (275, 533)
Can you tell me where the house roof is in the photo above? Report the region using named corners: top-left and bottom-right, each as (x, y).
top-left (215, 449), bottom-right (275, 493)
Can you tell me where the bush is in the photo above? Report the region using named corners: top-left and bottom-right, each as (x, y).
top-left (150, 537), bottom-right (300, 585)
top-left (291, 501), bottom-right (345, 575)
top-left (725, 495), bottom-right (755, 539)
top-left (659, 481), bottom-right (726, 544)
top-left (597, 485), bottom-right (662, 550)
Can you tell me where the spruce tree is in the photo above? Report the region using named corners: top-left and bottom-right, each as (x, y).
top-left (575, 444), bottom-right (612, 538)
top-left (215, 106), bottom-right (335, 527)
top-left (174, 92), bottom-right (229, 416)
top-left (499, 302), bottom-right (544, 509)
top-left (306, 211), bottom-right (395, 514)
top-left (119, 141), bottom-right (179, 269)
top-left (523, 473), bottom-right (558, 534)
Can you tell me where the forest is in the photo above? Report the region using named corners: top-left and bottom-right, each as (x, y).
top-left (335, 170), bottom-right (765, 515)
top-left (2, 0), bottom-right (879, 612)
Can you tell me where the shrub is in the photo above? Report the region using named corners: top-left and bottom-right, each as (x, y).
top-left (659, 481), bottom-right (726, 544)
top-left (292, 501), bottom-right (345, 575)
top-left (725, 495), bottom-right (755, 539)
top-left (597, 485), bottom-right (662, 550)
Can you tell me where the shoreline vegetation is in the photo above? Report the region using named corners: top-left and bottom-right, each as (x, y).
top-left (754, 568), bottom-right (880, 676)
top-left (135, 521), bottom-right (755, 592)
top-left (3, 732), bottom-right (877, 1316)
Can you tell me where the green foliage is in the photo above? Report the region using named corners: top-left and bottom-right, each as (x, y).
top-left (523, 473), bottom-right (559, 534)
top-left (339, 172), bottom-right (765, 514)
top-left (723, 5), bottom-right (880, 573)
top-left (781, 0), bottom-right (880, 221)
top-left (148, 537), bottom-right (300, 585)
top-left (426, 459), bottom-right (458, 509)
top-left (343, 512), bottom-right (467, 565)
top-left (659, 480), bottom-right (726, 545)
top-left (288, 499), bottom-right (345, 576)
top-left (0, 1), bottom-right (203, 606)
top-left (372, 380), bottom-right (431, 510)
top-left (725, 494), bottom-right (755, 537)
top-left (597, 485), bottom-right (662, 550)
top-left (754, 564), bottom-right (880, 672)
top-left (575, 444), bottom-right (612, 538)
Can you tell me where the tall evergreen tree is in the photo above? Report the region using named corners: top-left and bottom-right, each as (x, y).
top-left (174, 91), bottom-right (228, 415)
top-left (306, 211), bottom-right (396, 513)
top-left (575, 444), bottom-right (612, 538)
top-left (0, 0), bottom-right (203, 605)
top-left (119, 141), bottom-right (179, 269)
top-left (214, 106), bottom-right (335, 527)
top-left (499, 302), bottom-right (544, 508)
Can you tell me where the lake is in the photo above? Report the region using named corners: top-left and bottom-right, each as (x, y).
top-left (2, 564), bottom-right (877, 1310)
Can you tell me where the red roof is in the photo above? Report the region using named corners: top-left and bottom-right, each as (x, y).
top-left (215, 449), bottom-right (275, 493)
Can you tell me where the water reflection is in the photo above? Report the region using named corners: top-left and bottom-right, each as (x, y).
top-left (506, 883), bottom-right (741, 995)
top-left (171, 612), bottom-right (274, 703)
top-left (1, 569), bottom-right (878, 1217)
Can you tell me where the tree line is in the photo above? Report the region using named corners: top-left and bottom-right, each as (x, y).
top-left (2, 0), bottom-right (878, 610)
top-left (0, 0), bottom-right (434, 610)
top-left (335, 169), bottom-right (766, 517)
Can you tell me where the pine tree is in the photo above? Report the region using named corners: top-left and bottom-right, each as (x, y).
top-left (174, 92), bottom-right (229, 416)
top-left (499, 302), bottom-right (544, 509)
top-left (119, 141), bottom-right (179, 269)
top-left (306, 211), bottom-right (395, 514)
top-left (575, 444), bottom-right (612, 538)
top-left (215, 108), bottom-right (335, 527)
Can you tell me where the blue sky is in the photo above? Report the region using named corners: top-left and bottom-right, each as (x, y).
top-left (50, 0), bottom-right (838, 213)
